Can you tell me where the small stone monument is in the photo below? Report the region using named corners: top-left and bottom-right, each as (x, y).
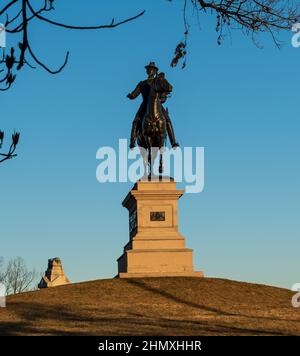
top-left (38, 257), bottom-right (70, 288)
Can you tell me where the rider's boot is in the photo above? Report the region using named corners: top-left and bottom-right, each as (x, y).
top-left (166, 119), bottom-right (179, 148)
top-left (130, 120), bottom-right (138, 149)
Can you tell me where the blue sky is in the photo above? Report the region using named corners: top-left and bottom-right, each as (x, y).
top-left (1, 0), bottom-right (299, 289)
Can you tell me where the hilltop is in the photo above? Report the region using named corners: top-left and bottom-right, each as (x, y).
top-left (0, 277), bottom-right (299, 336)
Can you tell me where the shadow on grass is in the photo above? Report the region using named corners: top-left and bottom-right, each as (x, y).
top-left (123, 279), bottom-right (300, 325)
top-left (0, 296), bottom-right (298, 336)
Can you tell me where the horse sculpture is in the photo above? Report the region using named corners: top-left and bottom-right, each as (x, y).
top-left (137, 75), bottom-right (172, 178)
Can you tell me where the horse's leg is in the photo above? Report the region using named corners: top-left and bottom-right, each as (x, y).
top-left (139, 145), bottom-right (148, 179)
top-left (146, 137), bottom-right (152, 180)
top-left (159, 132), bottom-right (166, 175)
top-left (148, 147), bottom-right (152, 179)
top-left (159, 154), bottom-right (163, 175)
top-left (150, 145), bottom-right (159, 180)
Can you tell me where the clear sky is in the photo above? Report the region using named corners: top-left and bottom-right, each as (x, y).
top-left (1, 0), bottom-right (299, 289)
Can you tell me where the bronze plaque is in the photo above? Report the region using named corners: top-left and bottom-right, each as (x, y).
top-left (150, 211), bottom-right (165, 221)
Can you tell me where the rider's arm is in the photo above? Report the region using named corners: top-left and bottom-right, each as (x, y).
top-left (127, 82), bottom-right (141, 100)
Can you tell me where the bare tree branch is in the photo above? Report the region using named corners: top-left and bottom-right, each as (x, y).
top-left (170, 0), bottom-right (300, 67)
top-left (2, 257), bottom-right (37, 295)
top-left (0, 130), bottom-right (20, 164)
top-left (0, 1), bottom-right (18, 17)
top-left (26, 1), bottom-right (145, 30)
top-left (0, 0), bottom-right (145, 90)
top-left (0, 257), bottom-right (7, 282)
top-left (0, 1), bottom-right (144, 166)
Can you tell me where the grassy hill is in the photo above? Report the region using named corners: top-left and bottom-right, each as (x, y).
top-left (0, 277), bottom-right (299, 336)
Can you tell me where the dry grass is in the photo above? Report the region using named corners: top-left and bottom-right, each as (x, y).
top-left (0, 277), bottom-right (299, 336)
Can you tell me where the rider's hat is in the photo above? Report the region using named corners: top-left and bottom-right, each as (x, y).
top-left (145, 62), bottom-right (158, 71)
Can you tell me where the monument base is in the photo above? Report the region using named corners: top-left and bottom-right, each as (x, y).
top-left (117, 179), bottom-right (204, 278)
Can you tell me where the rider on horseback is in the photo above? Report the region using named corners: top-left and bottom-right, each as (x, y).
top-left (127, 62), bottom-right (179, 149)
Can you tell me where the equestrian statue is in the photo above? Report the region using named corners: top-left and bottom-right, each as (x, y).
top-left (127, 62), bottom-right (179, 177)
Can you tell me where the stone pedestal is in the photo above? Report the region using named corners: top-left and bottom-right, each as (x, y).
top-left (117, 178), bottom-right (204, 278)
top-left (38, 257), bottom-right (70, 288)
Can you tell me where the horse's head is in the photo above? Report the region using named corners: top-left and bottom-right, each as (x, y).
top-left (152, 74), bottom-right (172, 104)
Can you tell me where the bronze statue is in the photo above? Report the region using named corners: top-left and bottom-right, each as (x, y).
top-left (127, 62), bottom-right (179, 176)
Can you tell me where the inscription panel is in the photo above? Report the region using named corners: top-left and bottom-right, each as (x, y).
top-left (150, 212), bottom-right (165, 221)
top-left (141, 205), bottom-right (173, 228)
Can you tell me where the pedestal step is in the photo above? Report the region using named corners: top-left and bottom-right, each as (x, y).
top-left (119, 271), bottom-right (204, 278)
top-left (118, 248), bottom-right (203, 276)
top-left (124, 237), bottom-right (186, 251)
